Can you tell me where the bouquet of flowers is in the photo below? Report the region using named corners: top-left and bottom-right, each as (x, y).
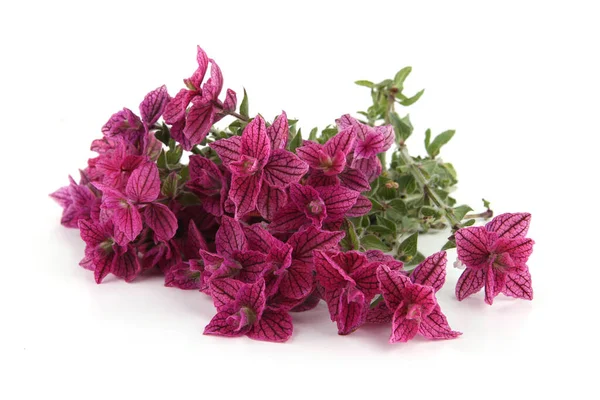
top-left (51, 46), bottom-right (535, 343)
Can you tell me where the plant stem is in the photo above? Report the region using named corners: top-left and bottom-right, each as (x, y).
top-left (211, 100), bottom-right (249, 122)
top-left (465, 209), bottom-right (494, 220)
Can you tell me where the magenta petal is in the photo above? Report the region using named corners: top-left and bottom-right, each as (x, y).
top-left (209, 136), bottom-right (242, 166)
top-left (191, 45), bottom-right (209, 88)
top-left (351, 263), bottom-right (380, 299)
top-left (163, 88), bottom-right (193, 124)
top-left (78, 219), bottom-right (108, 247)
top-left (351, 156), bottom-right (382, 182)
top-left (335, 114), bottom-right (358, 130)
top-left (186, 220), bottom-right (208, 255)
top-left (164, 262), bottom-right (202, 290)
top-left (205, 59), bottom-right (224, 98)
top-left (288, 226), bottom-right (345, 264)
top-left (243, 224), bottom-right (282, 253)
top-left (418, 305), bottom-right (461, 340)
top-left (323, 287), bottom-right (344, 322)
top-left (247, 308), bottom-right (293, 342)
top-left (232, 250), bottom-right (269, 283)
top-left (503, 268), bottom-right (533, 300)
top-left (338, 168), bottom-right (371, 192)
top-left (324, 127), bottom-right (355, 156)
top-left (390, 309), bottom-right (420, 343)
top-left (126, 162), bottom-right (160, 203)
top-left (366, 301), bottom-right (393, 324)
top-left (111, 248), bottom-right (141, 282)
top-left (314, 250), bottom-right (353, 291)
top-left (50, 185), bottom-right (72, 208)
top-left (296, 142), bottom-right (324, 169)
top-left (485, 212), bottom-right (531, 239)
top-left (257, 184), bottom-right (287, 221)
top-left (144, 203), bottom-right (178, 242)
top-left (230, 172), bottom-right (263, 219)
top-left (268, 204), bottom-right (307, 233)
top-left (337, 293), bottom-right (367, 335)
top-left (267, 111), bottom-right (289, 150)
top-left (494, 237), bottom-right (534, 265)
top-left (140, 85), bottom-right (169, 126)
top-left (291, 290), bottom-right (321, 312)
top-left (315, 185), bottom-right (360, 220)
top-left (93, 249), bottom-right (115, 284)
top-left (204, 310), bottom-right (245, 338)
top-left (113, 204), bottom-right (143, 243)
top-left (241, 115), bottom-right (270, 168)
top-left (183, 99), bottom-right (215, 146)
top-left (216, 216), bottom-right (248, 257)
top-left (210, 278), bottom-right (245, 311)
top-left (345, 195), bottom-right (372, 218)
top-left (455, 226), bottom-right (493, 269)
top-left (263, 150), bottom-right (309, 187)
top-left (410, 251), bottom-right (447, 292)
top-left (355, 131), bottom-right (386, 158)
top-left (455, 267), bottom-right (486, 301)
top-left (376, 265), bottom-right (406, 311)
top-left (169, 118), bottom-right (194, 151)
top-left (484, 265), bottom-right (496, 305)
top-left (375, 125), bottom-right (394, 151)
top-left (223, 88), bottom-right (237, 112)
top-left (235, 279), bottom-right (267, 318)
top-left (289, 183), bottom-right (326, 227)
top-left (279, 261), bottom-right (314, 299)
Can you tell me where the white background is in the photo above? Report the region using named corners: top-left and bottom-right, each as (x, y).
top-left (1, 1), bottom-right (598, 399)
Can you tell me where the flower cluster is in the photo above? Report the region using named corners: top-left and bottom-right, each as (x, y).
top-left (51, 46), bottom-right (535, 343)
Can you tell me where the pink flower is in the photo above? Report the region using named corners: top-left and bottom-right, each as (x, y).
top-left (455, 213), bottom-right (534, 305)
top-left (186, 155), bottom-right (229, 217)
top-left (377, 264), bottom-right (461, 343)
top-left (204, 278), bottom-right (294, 342)
top-left (210, 115), bottom-right (308, 218)
top-left (50, 176), bottom-right (99, 228)
top-left (314, 250), bottom-right (380, 335)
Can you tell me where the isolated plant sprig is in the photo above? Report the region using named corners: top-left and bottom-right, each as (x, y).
top-left (51, 46), bottom-right (535, 343)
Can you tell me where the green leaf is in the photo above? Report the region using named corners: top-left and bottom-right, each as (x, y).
top-left (453, 205), bottom-right (473, 221)
top-left (155, 123), bottom-right (171, 146)
top-left (369, 197), bottom-right (385, 212)
top-left (240, 88), bottom-right (249, 118)
top-left (166, 144), bottom-right (183, 166)
top-left (424, 128), bottom-right (431, 150)
top-left (361, 235), bottom-right (390, 251)
top-left (399, 89), bottom-right (424, 106)
top-left (390, 112), bottom-right (413, 143)
top-left (397, 232), bottom-right (418, 260)
top-left (289, 129), bottom-right (302, 152)
top-left (442, 240), bottom-right (456, 250)
top-left (161, 172), bottom-right (181, 198)
top-left (367, 225), bottom-right (393, 235)
top-left (426, 129), bottom-right (455, 158)
top-left (385, 199), bottom-right (407, 220)
top-left (393, 67), bottom-right (412, 90)
top-left (405, 251), bottom-right (425, 267)
top-left (462, 219), bottom-right (476, 227)
top-left (308, 127), bottom-right (318, 141)
top-left (157, 150), bottom-right (167, 169)
top-left (355, 80), bottom-right (374, 88)
top-left (420, 206), bottom-right (439, 218)
top-left (482, 198), bottom-right (491, 209)
top-left (340, 219), bottom-right (360, 251)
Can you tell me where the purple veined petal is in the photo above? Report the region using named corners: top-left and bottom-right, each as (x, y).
top-left (494, 237), bottom-right (535, 266)
top-left (209, 136), bottom-right (242, 166)
top-left (355, 131), bottom-right (387, 159)
top-left (247, 308), bottom-right (293, 343)
top-left (493, 269), bottom-right (507, 297)
top-left (230, 172), bottom-right (263, 219)
top-left (215, 216), bottom-right (248, 257)
top-left (267, 203), bottom-right (307, 234)
top-left (288, 183), bottom-right (326, 228)
top-left (185, 45), bottom-right (209, 89)
top-left (291, 290), bottom-right (321, 312)
top-left (204, 310), bottom-right (246, 338)
top-left (205, 59), bottom-right (224, 99)
top-left (486, 212), bottom-right (531, 239)
top-left (351, 122), bottom-right (371, 141)
top-left (418, 305), bottom-right (462, 340)
top-left (350, 262), bottom-right (380, 299)
top-left (243, 223), bottom-right (283, 253)
top-left (183, 98), bottom-right (215, 146)
top-left (188, 154), bottom-right (223, 180)
top-left (241, 115), bottom-right (270, 168)
top-left (338, 168), bottom-right (371, 192)
top-left (232, 250), bottom-right (269, 283)
top-left (335, 114), bottom-right (359, 130)
top-left (113, 204), bottom-right (143, 243)
top-left (168, 118), bottom-right (194, 151)
top-left (455, 267), bottom-right (486, 301)
top-left (257, 184), bottom-right (287, 221)
top-left (93, 248), bottom-right (116, 284)
top-left (365, 250), bottom-right (404, 270)
top-left (263, 150), bottom-right (309, 187)
top-left (503, 267), bottom-right (533, 300)
top-left (267, 111), bottom-right (289, 150)
top-left (336, 291), bottom-right (367, 335)
top-left (351, 156), bottom-right (382, 182)
top-left (405, 281), bottom-right (437, 317)
top-left (366, 300), bottom-right (393, 324)
top-left (50, 185), bottom-right (72, 208)
top-left (186, 220), bottom-right (208, 256)
top-left (223, 88), bottom-right (237, 113)
top-left (323, 287), bottom-right (344, 322)
top-left (455, 226), bottom-right (493, 269)
top-left (78, 219), bottom-right (108, 247)
top-left (325, 151), bottom-right (347, 176)
top-left (314, 250), bottom-right (353, 291)
top-left (390, 308), bottom-right (420, 343)
top-left (200, 249), bottom-right (225, 273)
top-left (279, 261), bottom-right (314, 300)
top-left (126, 162), bottom-right (160, 203)
top-left (410, 251), bottom-right (447, 292)
top-left (315, 185), bottom-right (360, 220)
top-left (210, 278), bottom-right (245, 312)
top-left (306, 170), bottom-right (339, 187)
top-left (296, 142), bottom-right (324, 169)
top-left (345, 195), bottom-right (372, 218)
top-left (144, 203), bottom-right (178, 242)
top-left (268, 242), bottom-right (293, 271)
top-left (375, 125), bottom-right (394, 151)
top-left (376, 265), bottom-right (406, 311)
top-left (140, 85), bottom-right (169, 127)
top-left (111, 247), bottom-right (141, 282)
top-left (288, 226), bottom-right (345, 264)
top-left (163, 89), bottom-right (193, 125)
top-left (235, 279), bottom-right (267, 319)
top-left (484, 265), bottom-right (496, 305)
top-left (324, 127), bottom-right (355, 156)
top-left (101, 108), bottom-right (144, 139)
top-left (164, 262), bottom-right (203, 290)
top-left (331, 251), bottom-right (369, 275)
